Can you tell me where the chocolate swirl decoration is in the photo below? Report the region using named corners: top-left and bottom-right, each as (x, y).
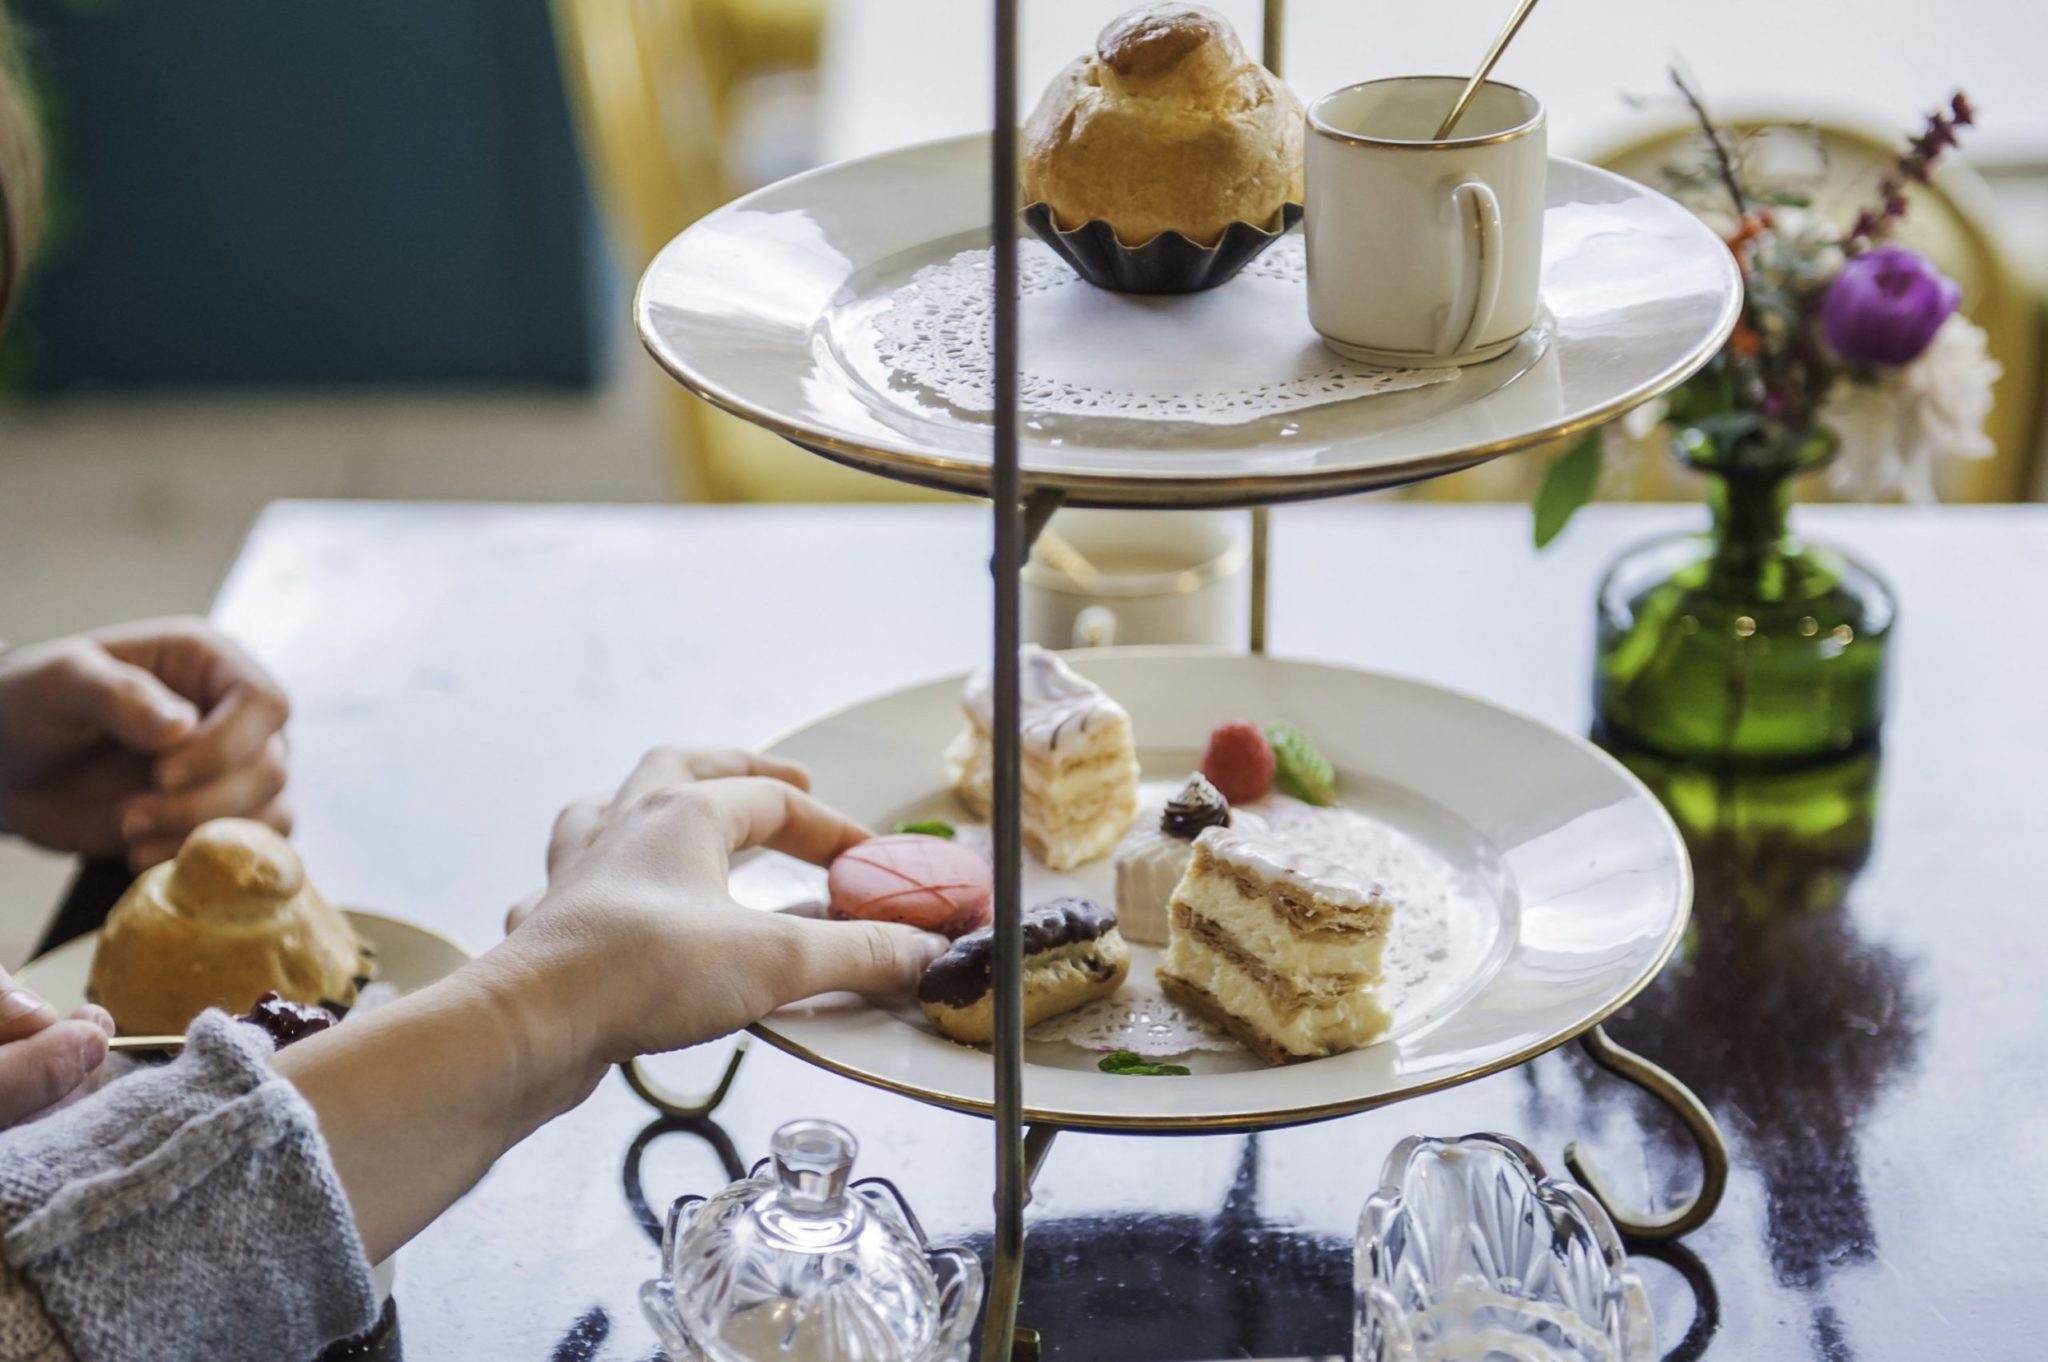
top-left (918, 897), bottom-right (1119, 1008)
top-left (1160, 773), bottom-right (1233, 841)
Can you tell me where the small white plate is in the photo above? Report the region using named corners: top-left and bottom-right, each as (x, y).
top-left (637, 136), bottom-right (1739, 505)
top-left (733, 649), bottom-right (1690, 1133)
top-left (17, 909), bottom-right (475, 1026)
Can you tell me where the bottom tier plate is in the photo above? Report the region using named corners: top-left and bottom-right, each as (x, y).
top-left (734, 649), bottom-right (1689, 1133)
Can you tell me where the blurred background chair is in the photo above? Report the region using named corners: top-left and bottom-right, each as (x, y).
top-left (551, 0), bottom-right (946, 502)
top-left (1412, 117), bottom-right (2046, 506)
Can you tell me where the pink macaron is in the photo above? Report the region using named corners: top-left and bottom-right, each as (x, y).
top-left (827, 834), bottom-right (994, 937)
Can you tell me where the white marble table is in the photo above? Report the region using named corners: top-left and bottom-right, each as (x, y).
top-left (83, 497), bottom-right (2031, 1361)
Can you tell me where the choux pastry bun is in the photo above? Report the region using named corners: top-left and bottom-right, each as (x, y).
top-left (87, 819), bottom-right (369, 1036)
top-left (1022, 3), bottom-right (1305, 249)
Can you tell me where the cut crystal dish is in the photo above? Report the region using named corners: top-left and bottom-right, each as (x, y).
top-left (1356, 1134), bottom-right (1655, 1362)
top-left (641, 1120), bottom-right (983, 1362)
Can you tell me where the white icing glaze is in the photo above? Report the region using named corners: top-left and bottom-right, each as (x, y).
top-left (1193, 823), bottom-right (1387, 911)
top-left (1113, 826), bottom-right (1191, 947)
top-left (962, 645), bottom-right (1129, 756)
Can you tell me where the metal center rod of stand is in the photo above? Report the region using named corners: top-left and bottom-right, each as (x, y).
top-left (1248, 5), bottom-right (1282, 660)
top-left (981, 12), bottom-right (1284, 1360)
top-left (984, 0), bottom-right (1028, 1358)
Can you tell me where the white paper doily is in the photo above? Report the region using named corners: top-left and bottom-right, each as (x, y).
top-left (869, 236), bottom-right (1460, 427)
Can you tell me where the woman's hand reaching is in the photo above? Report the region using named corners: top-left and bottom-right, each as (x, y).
top-left (499, 746), bottom-right (948, 1078)
top-left (278, 747), bottom-right (947, 1263)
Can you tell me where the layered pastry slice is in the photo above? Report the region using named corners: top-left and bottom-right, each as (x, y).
top-left (1156, 825), bottom-right (1395, 1063)
top-left (946, 645), bottom-right (1140, 871)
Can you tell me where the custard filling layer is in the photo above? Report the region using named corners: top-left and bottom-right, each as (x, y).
top-left (1159, 934), bottom-right (1391, 1056)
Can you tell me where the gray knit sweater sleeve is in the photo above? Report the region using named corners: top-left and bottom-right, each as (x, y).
top-left (0, 1011), bottom-right (378, 1361)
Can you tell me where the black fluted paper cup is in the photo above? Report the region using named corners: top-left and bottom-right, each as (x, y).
top-left (1023, 202), bottom-right (1303, 295)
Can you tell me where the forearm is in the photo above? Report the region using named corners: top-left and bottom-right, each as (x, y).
top-left (274, 944), bottom-right (607, 1263)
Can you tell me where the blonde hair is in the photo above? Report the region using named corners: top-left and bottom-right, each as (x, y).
top-left (0, 5), bottom-right (42, 326)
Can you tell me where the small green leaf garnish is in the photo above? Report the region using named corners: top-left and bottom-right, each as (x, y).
top-left (1098, 1050), bottom-right (1191, 1077)
top-left (892, 819), bottom-right (957, 838)
top-left (1531, 428), bottom-right (1604, 549)
top-left (1265, 722), bottom-right (1337, 806)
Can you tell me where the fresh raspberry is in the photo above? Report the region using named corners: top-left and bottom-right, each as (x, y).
top-left (1200, 722), bottom-right (1275, 804)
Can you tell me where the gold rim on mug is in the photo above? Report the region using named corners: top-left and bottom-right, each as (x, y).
top-left (1020, 536), bottom-right (1249, 600)
top-left (1308, 75), bottom-right (1545, 152)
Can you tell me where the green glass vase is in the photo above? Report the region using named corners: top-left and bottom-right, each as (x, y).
top-left (1593, 427), bottom-right (1895, 767)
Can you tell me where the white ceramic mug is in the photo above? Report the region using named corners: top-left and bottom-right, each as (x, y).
top-left (1022, 510), bottom-right (1248, 650)
top-left (1305, 76), bottom-right (1547, 367)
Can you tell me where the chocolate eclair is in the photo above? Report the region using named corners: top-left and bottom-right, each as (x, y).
top-left (919, 897), bottom-right (1130, 1044)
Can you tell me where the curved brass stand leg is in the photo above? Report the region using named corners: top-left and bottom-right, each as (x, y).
top-left (620, 1038), bottom-right (750, 1120)
top-left (1565, 1025), bottom-right (1728, 1242)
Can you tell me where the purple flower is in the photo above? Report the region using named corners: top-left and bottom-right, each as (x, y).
top-left (1821, 246), bottom-right (1960, 366)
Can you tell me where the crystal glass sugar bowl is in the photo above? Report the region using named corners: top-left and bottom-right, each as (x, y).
top-left (641, 1119), bottom-right (983, 1362)
top-left (1357, 1134), bottom-right (1654, 1362)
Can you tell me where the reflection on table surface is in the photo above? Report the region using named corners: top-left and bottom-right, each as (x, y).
top-left (45, 502), bottom-right (2045, 1360)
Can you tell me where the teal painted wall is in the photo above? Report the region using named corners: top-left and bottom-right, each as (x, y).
top-left (8, 0), bottom-right (609, 390)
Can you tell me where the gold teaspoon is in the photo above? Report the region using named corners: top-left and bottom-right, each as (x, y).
top-left (1434, 0), bottom-right (1542, 141)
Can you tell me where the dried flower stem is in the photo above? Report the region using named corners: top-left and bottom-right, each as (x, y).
top-left (1845, 92), bottom-right (1976, 250)
top-left (1670, 66), bottom-right (1749, 218)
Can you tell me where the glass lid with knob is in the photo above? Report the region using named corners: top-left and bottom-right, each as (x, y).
top-left (641, 1119), bottom-right (983, 1362)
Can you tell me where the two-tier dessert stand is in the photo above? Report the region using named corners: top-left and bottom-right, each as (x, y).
top-left (631, 5), bottom-right (1741, 1358)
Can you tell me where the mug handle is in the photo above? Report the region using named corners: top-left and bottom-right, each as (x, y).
top-left (1072, 605), bottom-right (1117, 649)
top-left (1438, 180), bottom-right (1505, 357)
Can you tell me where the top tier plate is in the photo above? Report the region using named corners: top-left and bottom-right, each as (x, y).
top-left (637, 135), bottom-right (1740, 507)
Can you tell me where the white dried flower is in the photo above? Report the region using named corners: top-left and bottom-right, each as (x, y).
top-left (1822, 313), bottom-right (2000, 503)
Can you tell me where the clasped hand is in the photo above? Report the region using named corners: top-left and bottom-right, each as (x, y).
top-left (0, 618), bottom-right (291, 870)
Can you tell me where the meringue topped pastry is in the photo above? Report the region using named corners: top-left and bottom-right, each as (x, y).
top-left (1113, 773), bottom-right (1264, 946)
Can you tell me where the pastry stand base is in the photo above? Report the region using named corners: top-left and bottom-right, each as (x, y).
top-left (619, 1022), bottom-right (1728, 1355)
top-left (615, 469), bottom-right (1729, 1350)
top-left (1569, 1024), bottom-right (1729, 1241)
top-left (967, 1026), bottom-right (1728, 1355)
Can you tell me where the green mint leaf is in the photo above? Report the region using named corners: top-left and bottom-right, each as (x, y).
top-left (1265, 722), bottom-right (1337, 807)
top-left (1097, 1051), bottom-right (1190, 1076)
top-left (892, 819), bottom-right (956, 838)
top-left (1531, 428), bottom-right (1604, 549)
